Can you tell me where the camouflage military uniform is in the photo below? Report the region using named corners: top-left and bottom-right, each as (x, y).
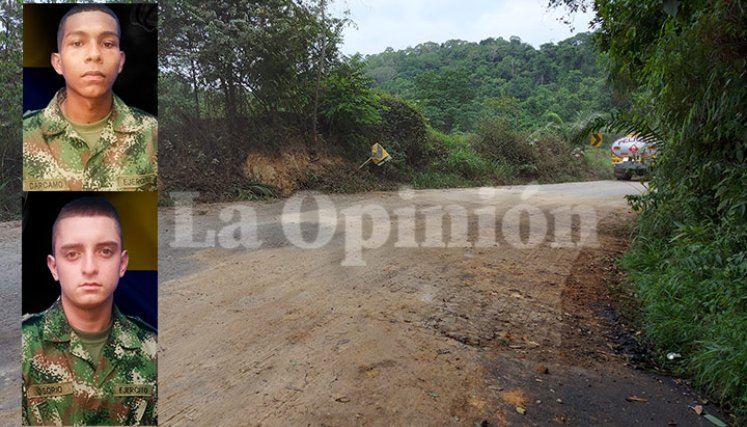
top-left (22, 298), bottom-right (157, 426)
top-left (23, 89), bottom-right (157, 191)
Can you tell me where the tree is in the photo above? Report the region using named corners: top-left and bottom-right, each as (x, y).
top-left (550, 0), bottom-right (747, 419)
top-left (363, 31), bottom-right (611, 133)
top-left (160, 0), bottom-right (346, 122)
top-left (0, 0), bottom-right (22, 219)
top-left (159, 0), bottom-right (204, 117)
top-left (311, 0), bottom-right (328, 145)
top-left (317, 56), bottom-right (381, 140)
top-left (414, 69), bottom-right (476, 132)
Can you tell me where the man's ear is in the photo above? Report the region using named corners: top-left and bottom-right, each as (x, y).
top-left (50, 52), bottom-right (64, 76)
top-left (47, 255), bottom-right (59, 281)
top-left (117, 51), bottom-right (125, 74)
top-left (119, 249), bottom-right (129, 278)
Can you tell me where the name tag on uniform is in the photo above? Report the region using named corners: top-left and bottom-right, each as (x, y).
top-left (24, 179), bottom-right (68, 191)
top-left (113, 384), bottom-right (154, 397)
top-left (27, 382), bottom-right (73, 398)
top-left (117, 174), bottom-right (155, 189)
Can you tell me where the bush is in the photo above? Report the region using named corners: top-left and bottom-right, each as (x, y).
top-left (412, 171), bottom-right (474, 189)
top-left (623, 220), bottom-right (747, 418)
top-left (472, 118), bottom-right (530, 162)
top-left (376, 94), bottom-right (431, 167)
top-left (531, 132), bottom-right (581, 181)
top-left (471, 117), bottom-right (538, 176)
top-left (583, 146), bottom-right (614, 179)
top-left (423, 130), bottom-right (513, 185)
top-left (439, 134), bottom-right (486, 180)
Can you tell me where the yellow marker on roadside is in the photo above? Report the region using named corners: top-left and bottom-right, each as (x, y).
top-left (359, 143), bottom-right (392, 168)
top-left (371, 143), bottom-right (391, 165)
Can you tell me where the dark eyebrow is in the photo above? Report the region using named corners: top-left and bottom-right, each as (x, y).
top-left (64, 30), bottom-right (120, 40)
top-left (58, 241), bottom-right (120, 251)
top-left (96, 241), bottom-right (120, 249)
top-left (58, 243), bottom-right (84, 252)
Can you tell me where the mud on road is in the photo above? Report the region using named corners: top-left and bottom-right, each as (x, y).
top-left (156, 182), bottom-right (725, 426)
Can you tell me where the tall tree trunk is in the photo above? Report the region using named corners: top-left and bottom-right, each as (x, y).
top-left (311, 0), bottom-right (326, 146)
top-left (190, 57), bottom-right (200, 117)
top-left (225, 66), bottom-right (241, 136)
top-left (224, 71), bottom-right (237, 120)
top-left (187, 38), bottom-right (200, 117)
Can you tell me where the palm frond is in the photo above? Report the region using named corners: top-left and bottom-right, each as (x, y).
top-left (570, 111), bottom-right (664, 147)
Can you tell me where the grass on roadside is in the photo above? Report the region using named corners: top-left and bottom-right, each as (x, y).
top-left (583, 146), bottom-right (614, 180)
top-left (622, 220), bottom-right (747, 421)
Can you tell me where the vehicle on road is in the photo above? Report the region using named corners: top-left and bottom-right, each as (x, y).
top-left (610, 135), bottom-right (656, 180)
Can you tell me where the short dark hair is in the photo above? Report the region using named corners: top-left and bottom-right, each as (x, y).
top-left (52, 197), bottom-right (123, 253)
top-left (57, 4), bottom-right (121, 52)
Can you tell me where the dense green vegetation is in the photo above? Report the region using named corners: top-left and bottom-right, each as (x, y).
top-left (157, 1), bottom-right (612, 199)
top-left (551, 0), bottom-right (746, 420)
top-left (364, 32), bottom-right (615, 133)
top-left (0, 0), bottom-right (616, 208)
top-left (0, 0), bottom-right (21, 220)
top-left (355, 32), bottom-right (617, 189)
top-left (1, 0), bottom-right (742, 420)
top-left (159, 0), bottom-right (392, 198)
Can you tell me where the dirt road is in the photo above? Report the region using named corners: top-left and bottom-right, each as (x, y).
top-left (0, 181), bottom-right (726, 425)
top-left (0, 221), bottom-right (20, 425)
top-left (156, 181), bottom-right (724, 426)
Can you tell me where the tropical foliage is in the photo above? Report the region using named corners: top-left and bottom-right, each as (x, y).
top-left (1, 0), bottom-right (616, 204)
top-left (156, 1), bottom-right (613, 197)
top-left (158, 0), bottom-right (351, 195)
top-left (364, 32), bottom-right (615, 133)
top-left (0, 0), bottom-right (21, 220)
top-left (551, 0), bottom-right (747, 420)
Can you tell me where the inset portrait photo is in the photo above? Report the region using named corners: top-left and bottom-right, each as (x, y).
top-left (23, 3), bottom-right (158, 192)
top-left (22, 192), bottom-right (158, 426)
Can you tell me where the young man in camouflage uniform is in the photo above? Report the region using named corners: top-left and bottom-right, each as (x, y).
top-left (23, 4), bottom-right (157, 192)
top-left (22, 197), bottom-right (157, 425)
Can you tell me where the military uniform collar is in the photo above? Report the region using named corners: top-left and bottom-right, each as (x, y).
top-left (40, 89), bottom-right (146, 137)
top-left (40, 298), bottom-right (73, 342)
top-left (109, 305), bottom-right (145, 350)
top-left (41, 298), bottom-right (143, 351)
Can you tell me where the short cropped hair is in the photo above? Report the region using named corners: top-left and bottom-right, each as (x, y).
top-left (57, 4), bottom-right (121, 51)
top-left (52, 197), bottom-right (123, 253)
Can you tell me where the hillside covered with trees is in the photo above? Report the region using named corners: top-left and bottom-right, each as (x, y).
top-left (157, 1), bottom-right (613, 199)
top-left (0, 0), bottom-right (743, 422)
top-left (156, 1), bottom-right (744, 421)
top-left (363, 32), bottom-right (616, 134)
top-left (0, 0), bottom-right (612, 212)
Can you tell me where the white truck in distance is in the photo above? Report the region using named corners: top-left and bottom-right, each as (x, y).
top-left (611, 135), bottom-right (656, 180)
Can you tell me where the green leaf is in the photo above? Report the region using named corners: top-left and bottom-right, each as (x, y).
top-left (703, 413), bottom-right (727, 427)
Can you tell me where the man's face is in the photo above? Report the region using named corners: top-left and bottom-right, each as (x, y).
top-left (47, 215), bottom-right (128, 311)
top-left (51, 10), bottom-right (125, 101)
